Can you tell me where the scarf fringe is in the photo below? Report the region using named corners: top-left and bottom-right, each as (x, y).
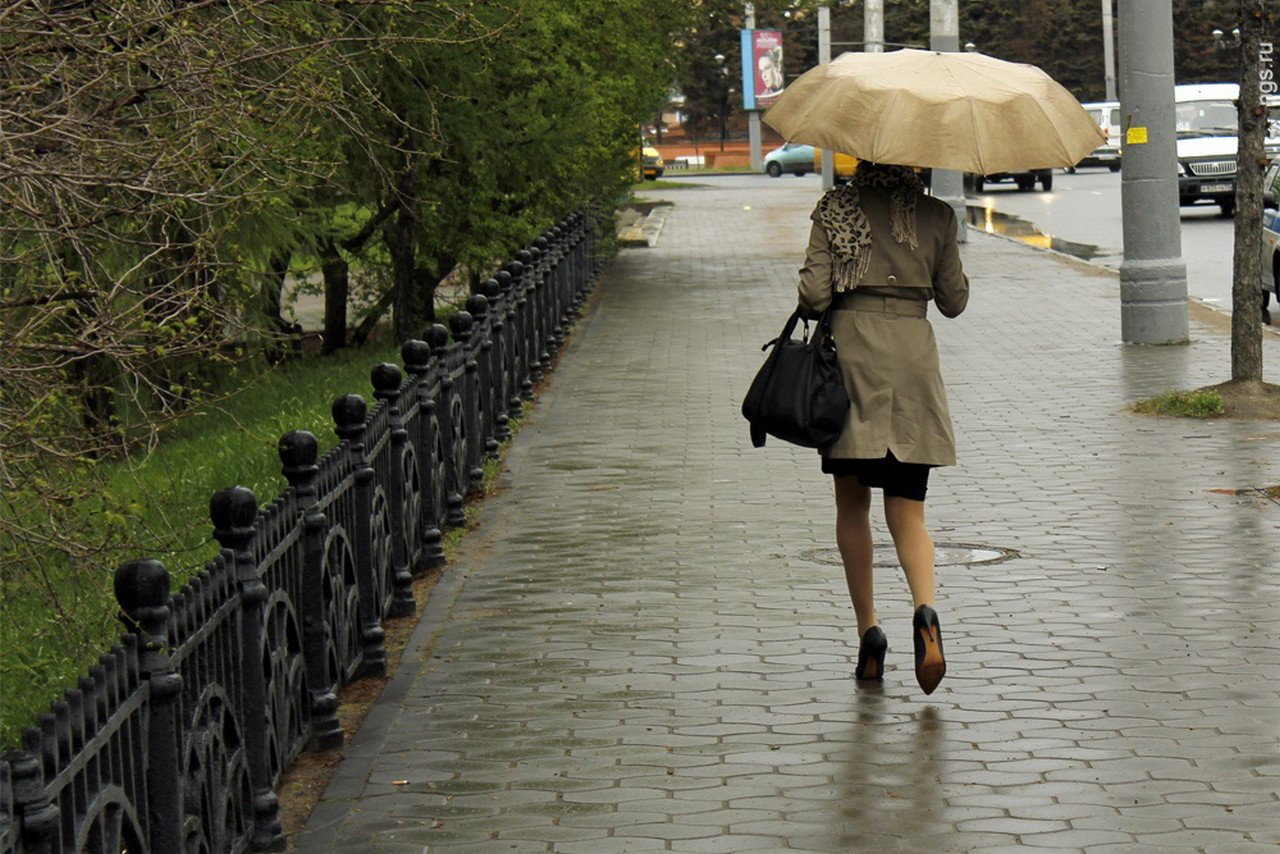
top-left (833, 254), bottom-right (870, 293)
top-left (889, 203), bottom-right (918, 250)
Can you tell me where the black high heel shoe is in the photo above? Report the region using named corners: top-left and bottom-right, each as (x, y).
top-left (855, 626), bottom-right (888, 681)
top-left (912, 605), bottom-right (946, 695)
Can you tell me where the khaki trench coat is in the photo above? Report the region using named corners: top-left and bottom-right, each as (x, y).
top-left (797, 185), bottom-right (968, 465)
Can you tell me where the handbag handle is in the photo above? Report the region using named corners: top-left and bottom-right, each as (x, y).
top-left (764, 309), bottom-right (832, 352)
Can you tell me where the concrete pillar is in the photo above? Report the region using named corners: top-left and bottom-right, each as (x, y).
top-left (1117, 0), bottom-right (1188, 344)
top-left (930, 0), bottom-right (967, 242)
top-left (865, 0), bottom-right (884, 53)
top-left (1102, 0), bottom-right (1117, 101)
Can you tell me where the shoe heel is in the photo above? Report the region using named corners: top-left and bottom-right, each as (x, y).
top-left (912, 605), bottom-right (946, 695)
top-left (855, 626), bottom-right (887, 681)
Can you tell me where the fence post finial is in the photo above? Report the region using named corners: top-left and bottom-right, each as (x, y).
top-left (114, 558), bottom-right (184, 852)
top-left (331, 395), bottom-right (388, 677)
top-left (209, 487), bottom-right (287, 851)
top-left (279, 431), bottom-right (344, 752)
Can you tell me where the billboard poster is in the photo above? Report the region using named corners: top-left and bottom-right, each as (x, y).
top-left (740, 29), bottom-right (783, 110)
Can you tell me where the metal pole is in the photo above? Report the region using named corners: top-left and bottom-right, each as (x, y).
top-left (865, 0), bottom-right (884, 53)
top-left (818, 6), bottom-right (834, 191)
top-left (929, 0), bottom-right (967, 242)
top-left (1117, 0), bottom-right (1187, 344)
top-left (1101, 0), bottom-right (1117, 101)
top-left (746, 2), bottom-right (762, 171)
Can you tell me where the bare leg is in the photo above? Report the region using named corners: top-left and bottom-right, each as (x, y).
top-left (834, 475), bottom-right (876, 636)
top-left (883, 495), bottom-right (935, 608)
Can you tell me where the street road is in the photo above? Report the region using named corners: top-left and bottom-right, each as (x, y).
top-left (687, 168), bottom-right (1245, 310)
top-left (966, 167), bottom-right (1242, 311)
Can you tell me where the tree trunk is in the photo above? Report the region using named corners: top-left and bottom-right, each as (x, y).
top-left (319, 239), bottom-right (349, 354)
top-left (390, 209), bottom-right (418, 342)
top-left (389, 160), bottom-right (428, 343)
top-left (72, 354), bottom-right (120, 455)
top-left (261, 253), bottom-right (298, 364)
top-left (1231, 0), bottom-right (1269, 382)
top-left (261, 254), bottom-right (291, 333)
top-left (352, 286), bottom-right (395, 346)
top-left (415, 265), bottom-right (438, 325)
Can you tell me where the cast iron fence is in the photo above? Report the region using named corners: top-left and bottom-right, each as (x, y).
top-left (0, 213), bottom-right (599, 853)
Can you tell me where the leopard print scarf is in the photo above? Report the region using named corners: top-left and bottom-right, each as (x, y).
top-left (815, 162), bottom-right (922, 292)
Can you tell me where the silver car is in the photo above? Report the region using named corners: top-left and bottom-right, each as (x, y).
top-left (1263, 158), bottom-right (1280, 318)
top-left (763, 142), bottom-right (815, 177)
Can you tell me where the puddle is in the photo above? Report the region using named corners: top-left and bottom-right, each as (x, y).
top-left (800, 542), bottom-right (1019, 568)
top-left (966, 204), bottom-right (1103, 261)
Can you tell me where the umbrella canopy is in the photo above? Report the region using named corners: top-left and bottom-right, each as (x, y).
top-left (762, 49), bottom-right (1105, 174)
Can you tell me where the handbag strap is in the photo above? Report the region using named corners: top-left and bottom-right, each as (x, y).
top-left (806, 310), bottom-right (836, 350)
top-left (765, 309), bottom-right (830, 352)
top-left (815, 310), bottom-right (834, 346)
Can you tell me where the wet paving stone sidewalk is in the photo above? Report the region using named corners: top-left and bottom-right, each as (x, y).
top-left (297, 175), bottom-right (1280, 852)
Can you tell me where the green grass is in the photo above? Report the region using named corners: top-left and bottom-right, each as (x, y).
top-left (668, 164), bottom-right (759, 174)
top-left (1132, 388), bottom-right (1225, 417)
top-left (1, 337), bottom-right (403, 747)
top-left (631, 178), bottom-right (708, 191)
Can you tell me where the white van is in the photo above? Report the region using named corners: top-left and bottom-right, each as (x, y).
top-left (1174, 83), bottom-right (1245, 215)
top-left (1172, 84), bottom-right (1280, 215)
top-left (1078, 100), bottom-right (1121, 171)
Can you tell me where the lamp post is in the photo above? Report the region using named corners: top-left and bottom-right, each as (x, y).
top-left (1102, 0), bottom-right (1117, 101)
top-left (865, 0), bottom-right (884, 53)
top-left (1211, 27), bottom-right (1242, 48)
top-left (714, 53), bottom-right (729, 152)
top-left (1210, 26), bottom-right (1242, 95)
top-left (930, 0), bottom-right (967, 242)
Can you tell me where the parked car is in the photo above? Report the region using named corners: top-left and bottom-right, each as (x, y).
top-left (641, 144), bottom-right (664, 180)
top-left (1076, 100), bottom-right (1122, 171)
top-left (1261, 157), bottom-right (1280, 318)
top-left (764, 142), bottom-right (815, 177)
top-left (969, 169), bottom-right (1053, 192)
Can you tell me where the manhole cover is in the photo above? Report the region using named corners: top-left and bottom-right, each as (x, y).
top-left (799, 542), bottom-right (1018, 568)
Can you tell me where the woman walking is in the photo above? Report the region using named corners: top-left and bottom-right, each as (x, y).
top-left (796, 161), bottom-right (968, 695)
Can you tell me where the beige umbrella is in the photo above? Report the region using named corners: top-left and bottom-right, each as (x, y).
top-left (762, 49), bottom-right (1105, 174)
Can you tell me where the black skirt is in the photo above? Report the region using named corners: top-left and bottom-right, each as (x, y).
top-left (821, 450), bottom-right (932, 501)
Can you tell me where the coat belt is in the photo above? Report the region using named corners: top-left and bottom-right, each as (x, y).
top-left (833, 292), bottom-right (928, 318)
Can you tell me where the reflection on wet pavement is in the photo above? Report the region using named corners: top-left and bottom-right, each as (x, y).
top-left (298, 174), bottom-right (1280, 853)
top-left (967, 203), bottom-right (1103, 261)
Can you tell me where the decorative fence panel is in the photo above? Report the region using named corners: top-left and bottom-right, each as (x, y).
top-left (1, 214), bottom-right (599, 853)
top-left (170, 553), bottom-right (254, 853)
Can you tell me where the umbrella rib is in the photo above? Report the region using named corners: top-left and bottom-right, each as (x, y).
top-left (1020, 90), bottom-right (1089, 168)
top-left (941, 59), bottom-right (982, 173)
top-left (955, 60), bottom-right (1095, 170)
top-left (869, 88), bottom-right (906, 165)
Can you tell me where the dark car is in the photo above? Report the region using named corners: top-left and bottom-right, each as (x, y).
top-left (968, 170), bottom-right (1053, 192)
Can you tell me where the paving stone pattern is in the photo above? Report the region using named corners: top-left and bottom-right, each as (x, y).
top-left (298, 176), bottom-right (1280, 852)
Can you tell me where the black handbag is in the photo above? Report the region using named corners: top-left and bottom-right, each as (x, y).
top-left (741, 309), bottom-right (850, 451)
